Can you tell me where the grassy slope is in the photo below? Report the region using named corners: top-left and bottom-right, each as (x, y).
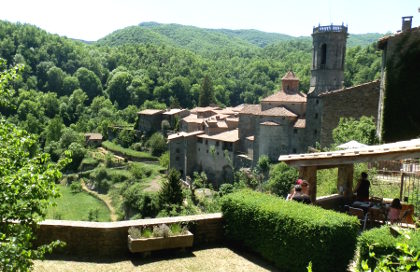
top-left (46, 184), bottom-right (111, 222)
top-left (102, 141), bottom-right (157, 160)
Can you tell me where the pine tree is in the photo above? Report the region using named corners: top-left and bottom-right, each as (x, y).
top-left (159, 168), bottom-right (183, 206)
top-left (198, 75), bottom-right (215, 106)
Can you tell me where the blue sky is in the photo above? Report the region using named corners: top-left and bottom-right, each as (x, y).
top-left (1, 0), bottom-right (419, 41)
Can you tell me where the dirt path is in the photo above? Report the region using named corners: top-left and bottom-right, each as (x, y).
top-left (80, 180), bottom-right (118, 222)
top-left (143, 176), bottom-right (162, 192)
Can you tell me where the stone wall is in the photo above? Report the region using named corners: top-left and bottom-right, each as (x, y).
top-left (35, 213), bottom-right (223, 257)
top-left (319, 80), bottom-right (380, 146)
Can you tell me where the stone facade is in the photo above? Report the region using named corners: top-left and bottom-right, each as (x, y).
top-left (167, 24), bottom-right (382, 184)
top-left (319, 81), bottom-right (380, 146)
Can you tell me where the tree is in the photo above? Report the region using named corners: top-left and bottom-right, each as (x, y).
top-left (46, 66), bottom-right (66, 93)
top-left (265, 162), bottom-right (299, 197)
top-left (146, 132), bottom-right (167, 156)
top-left (332, 116), bottom-right (378, 146)
top-left (198, 75), bottom-right (215, 106)
top-left (74, 67), bottom-right (103, 103)
top-left (159, 169), bottom-right (183, 206)
top-left (106, 71), bottom-right (133, 109)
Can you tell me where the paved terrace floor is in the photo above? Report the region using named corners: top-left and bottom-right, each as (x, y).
top-left (33, 246), bottom-right (280, 272)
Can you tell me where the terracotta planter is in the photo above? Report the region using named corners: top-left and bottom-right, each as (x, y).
top-left (128, 231), bottom-right (194, 253)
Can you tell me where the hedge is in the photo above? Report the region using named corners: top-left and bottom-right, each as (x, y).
top-left (221, 190), bottom-right (359, 272)
top-left (357, 226), bottom-right (420, 269)
top-left (102, 141), bottom-right (157, 161)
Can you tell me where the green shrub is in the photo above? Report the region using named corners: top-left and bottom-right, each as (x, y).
top-left (221, 190), bottom-right (359, 272)
top-left (70, 182), bottom-right (83, 193)
top-left (146, 132), bottom-right (167, 156)
top-left (357, 226), bottom-right (420, 270)
top-left (265, 162), bottom-right (299, 197)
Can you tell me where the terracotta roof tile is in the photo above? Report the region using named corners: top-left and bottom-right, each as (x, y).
top-left (261, 91), bottom-right (307, 103)
top-left (197, 129), bottom-right (239, 142)
top-left (240, 104), bottom-right (261, 115)
top-left (282, 71), bottom-right (299, 80)
top-left (167, 131), bottom-right (204, 140)
top-left (138, 109), bottom-right (164, 115)
top-left (260, 107), bottom-right (297, 117)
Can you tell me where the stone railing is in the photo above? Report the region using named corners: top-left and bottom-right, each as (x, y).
top-left (313, 25), bottom-right (348, 34)
top-left (35, 213), bottom-right (223, 257)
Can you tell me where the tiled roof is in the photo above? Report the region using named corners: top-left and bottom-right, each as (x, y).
top-left (377, 26), bottom-right (420, 49)
top-left (163, 108), bottom-right (188, 115)
top-left (167, 131), bottom-right (204, 140)
top-left (318, 80), bottom-right (380, 97)
top-left (138, 109), bottom-right (164, 115)
top-left (240, 104), bottom-right (261, 115)
top-left (261, 91), bottom-right (307, 103)
top-left (182, 114), bottom-right (205, 124)
top-left (85, 133), bottom-right (103, 140)
top-left (260, 121), bottom-right (280, 126)
top-left (197, 129), bottom-right (239, 143)
top-left (260, 107), bottom-right (297, 117)
top-left (282, 71), bottom-right (299, 80)
top-left (190, 106), bottom-right (221, 113)
top-left (294, 119), bottom-right (306, 128)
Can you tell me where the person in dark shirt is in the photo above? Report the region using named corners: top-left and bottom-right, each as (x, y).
top-left (354, 172), bottom-right (370, 202)
top-left (291, 185), bottom-right (311, 204)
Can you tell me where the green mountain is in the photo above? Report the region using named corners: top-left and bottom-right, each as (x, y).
top-left (97, 22), bottom-right (384, 54)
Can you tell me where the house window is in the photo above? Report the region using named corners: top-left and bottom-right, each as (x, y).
top-left (316, 99), bottom-right (319, 105)
top-left (217, 152), bottom-right (219, 156)
top-left (314, 129), bottom-right (318, 136)
top-left (216, 141), bottom-right (220, 147)
top-left (205, 140), bottom-right (208, 145)
top-left (206, 150), bottom-right (209, 153)
top-left (321, 44), bottom-right (327, 65)
top-left (315, 113), bottom-right (318, 119)
top-left (176, 148), bottom-right (180, 153)
top-left (198, 148), bottom-right (200, 152)
top-left (175, 156), bottom-right (180, 161)
top-left (198, 138), bottom-right (203, 143)
top-left (294, 129), bottom-right (298, 134)
top-left (293, 148), bottom-right (297, 153)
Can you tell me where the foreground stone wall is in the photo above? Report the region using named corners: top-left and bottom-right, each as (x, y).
top-left (35, 213), bottom-right (223, 257)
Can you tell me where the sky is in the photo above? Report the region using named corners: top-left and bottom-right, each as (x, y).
top-left (1, 0), bottom-right (419, 41)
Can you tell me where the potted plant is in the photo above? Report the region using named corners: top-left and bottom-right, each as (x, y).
top-left (128, 223), bottom-right (194, 253)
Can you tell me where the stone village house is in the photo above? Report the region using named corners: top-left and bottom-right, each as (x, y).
top-left (137, 19), bottom-right (420, 185)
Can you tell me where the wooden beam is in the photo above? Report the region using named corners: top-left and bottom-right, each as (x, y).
top-left (337, 164), bottom-right (354, 198)
top-left (300, 166), bottom-right (317, 204)
top-left (282, 150), bottom-right (420, 167)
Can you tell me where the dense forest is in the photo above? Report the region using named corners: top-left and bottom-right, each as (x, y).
top-left (0, 19), bottom-right (383, 161)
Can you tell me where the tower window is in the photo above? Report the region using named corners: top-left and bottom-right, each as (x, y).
top-left (314, 129), bottom-right (318, 136)
top-left (321, 44), bottom-right (327, 66)
top-left (315, 113), bottom-right (318, 119)
top-left (316, 99), bottom-right (319, 105)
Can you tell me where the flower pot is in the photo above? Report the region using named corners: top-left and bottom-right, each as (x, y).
top-left (128, 231), bottom-right (194, 253)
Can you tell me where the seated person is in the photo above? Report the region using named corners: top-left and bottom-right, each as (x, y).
top-left (353, 172), bottom-right (370, 202)
top-left (291, 185), bottom-right (311, 204)
top-left (387, 198), bottom-right (402, 224)
top-left (286, 179), bottom-right (303, 200)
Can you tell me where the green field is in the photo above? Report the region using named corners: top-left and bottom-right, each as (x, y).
top-left (102, 141), bottom-right (157, 160)
top-left (46, 184), bottom-right (111, 222)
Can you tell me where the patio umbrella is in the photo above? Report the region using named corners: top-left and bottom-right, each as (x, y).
top-left (337, 140), bottom-right (368, 150)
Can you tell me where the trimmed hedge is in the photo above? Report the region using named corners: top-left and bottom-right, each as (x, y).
top-left (221, 190), bottom-right (359, 272)
top-left (357, 226), bottom-right (420, 269)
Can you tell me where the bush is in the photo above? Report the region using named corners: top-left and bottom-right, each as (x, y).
top-left (159, 169), bottom-right (183, 206)
top-left (70, 182), bottom-right (83, 193)
top-left (265, 162), bottom-right (298, 197)
top-left (357, 226), bottom-right (420, 270)
top-left (221, 190), bottom-right (359, 272)
top-left (146, 132), bottom-right (167, 156)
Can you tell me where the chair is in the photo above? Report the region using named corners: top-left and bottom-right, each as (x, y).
top-left (370, 196), bottom-right (383, 205)
top-left (368, 207), bottom-right (386, 228)
top-left (348, 207), bottom-right (368, 231)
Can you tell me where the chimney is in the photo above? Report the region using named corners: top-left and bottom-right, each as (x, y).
top-left (402, 16), bottom-right (413, 32)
